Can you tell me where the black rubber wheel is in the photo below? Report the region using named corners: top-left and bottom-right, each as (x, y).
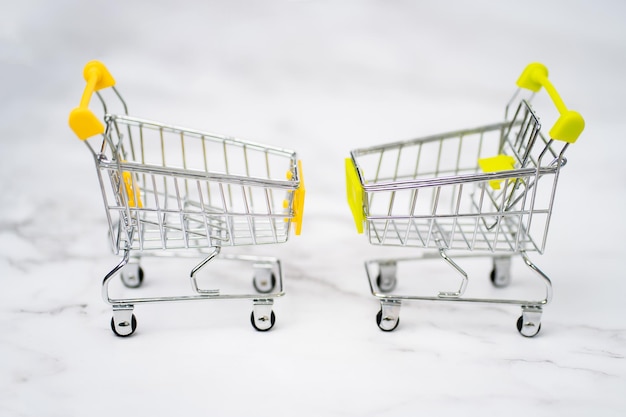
top-left (253, 273), bottom-right (277, 294)
top-left (490, 268), bottom-right (510, 288)
top-left (121, 267), bottom-right (144, 289)
top-left (376, 274), bottom-right (397, 293)
top-left (516, 315), bottom-right (541, 337)
top-left (110, 314), bottom-right (137, 337)
top-left (250, 310), bottom-right (276, 332)
top-left (376, 309), bottom-right (400, 332)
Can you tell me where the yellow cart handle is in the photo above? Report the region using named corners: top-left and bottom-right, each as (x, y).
top-left (516, 62), bottom-right (584, 143)
top-left (68, 60), bottom-right (116, 140)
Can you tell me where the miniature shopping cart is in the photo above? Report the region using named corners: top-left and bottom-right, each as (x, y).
top-left (346, 63), bottom-right (583, 337)
top-left (69, 61), bottom-right (305, 336)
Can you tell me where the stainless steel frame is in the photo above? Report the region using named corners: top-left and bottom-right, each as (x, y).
top-left (83, 86), bottom-right (302, 336)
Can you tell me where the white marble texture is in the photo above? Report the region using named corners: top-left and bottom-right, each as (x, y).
top-left (1, 0), bottom-right (625, 415)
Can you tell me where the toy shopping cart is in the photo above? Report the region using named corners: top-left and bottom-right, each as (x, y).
top-left (346, 63), bottom-right (583, 337)
top-left (69, 61), bottom-right (305, 336)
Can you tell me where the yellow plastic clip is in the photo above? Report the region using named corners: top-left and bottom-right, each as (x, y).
top-left (69, 61), bottom-right (116, 140)
top-left (478, 155), bottom-right (516, 190)
top-left (285, 160), bottom-right (305, 235)
top-left (121, 169), bottom-right (143, 208)
top-left (345, 158), bottom-right (365, 234)
top-left (516, 62), bottom-right (585, 143)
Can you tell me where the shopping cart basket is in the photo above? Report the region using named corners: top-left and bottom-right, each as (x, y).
top-left (346, 63), bottom-right (583, 337)
top-left (69, 61), bottom-right (305, 336)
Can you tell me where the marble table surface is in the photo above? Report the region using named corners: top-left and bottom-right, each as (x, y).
top-left (1, 1), bottom-right (625, 415)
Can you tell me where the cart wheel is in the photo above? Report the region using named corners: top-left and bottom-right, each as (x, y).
top-left (516, 315), bottom-right (541, 337)
top-left (376, 273), bottom-right (397, 293)
top-left (253, 272), bottom-right (276, 294)
top-left (121, 265), bottom-right (144, 289)
top-left (111, 314), bottom-right (137, 337)
top-left (490, 257), bottom-right (511, 288)
top-left (376, 309), bottom-right (400, 332)
top-left (376, 261), bottom-right (397, 292)
top-left (250, 310), bottom-right (276, 332)
top-left (490, 269), bottom-right (511, 288)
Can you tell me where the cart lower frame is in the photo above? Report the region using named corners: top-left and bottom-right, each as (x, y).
top-left (104, 244), bottom-right (285, 336)
top-left (366, 250), bottom-right (551, 337)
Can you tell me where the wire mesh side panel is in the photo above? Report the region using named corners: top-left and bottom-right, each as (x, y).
top-left (362, 171), bottom-right (558, 252)
top-left (97, 115), bottom-right (299, 252)
top-left (353, 99), bottom-right (563, 253)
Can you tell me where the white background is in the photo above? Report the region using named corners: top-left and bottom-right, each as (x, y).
top-left (1, 1), bottom-right (625, 416)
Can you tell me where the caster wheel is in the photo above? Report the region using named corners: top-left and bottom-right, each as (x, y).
top-left (490, 269), bottom-right (510, 288)
top-left (376, 274), bottom-right (397, 293)
top-left (490, 257), bottom-right (511, 288)
top-left (516, 315), bottom-right (541, 337)
top-left (111, 314), bottom-right (137, 337)
top-left (121, 266), bottom-right (144, 288)
top-left (251, 310), bottom-right (276, 332)
top-left (253, 272), bottom-right (276, 294)
top-left (376, 309), bottom-right (400, 332)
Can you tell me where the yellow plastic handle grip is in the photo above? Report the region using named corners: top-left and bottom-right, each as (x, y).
top-left (516, 63), bottom-right (584, 143)
top-left (68, 61), bottom-right (116, 140)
